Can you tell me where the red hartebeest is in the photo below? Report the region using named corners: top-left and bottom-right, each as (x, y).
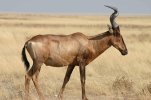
top-left (22, 5), bottom-right (128, 100)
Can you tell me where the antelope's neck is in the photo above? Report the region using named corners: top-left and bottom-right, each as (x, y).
top-left (89, 32), bottom-right (112, 58)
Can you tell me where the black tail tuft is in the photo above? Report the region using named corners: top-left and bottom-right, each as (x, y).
top-left (21, 45), bottom-right (30, 71)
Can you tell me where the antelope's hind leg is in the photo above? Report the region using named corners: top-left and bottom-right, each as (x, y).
top-left (58, 65), bottom-right (75, 99)
top-left (32, 62), bottom-right (44, 100)
top-left (25, 61), bottom-right (44, 100)
top-left (25, 71), bottom-right (32, 100)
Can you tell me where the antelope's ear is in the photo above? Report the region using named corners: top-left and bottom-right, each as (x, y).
top-left (107, 24), bottom-right (113, 34)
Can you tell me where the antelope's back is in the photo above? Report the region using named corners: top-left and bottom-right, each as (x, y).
top-left (28, 33), bottom-right (89, 67)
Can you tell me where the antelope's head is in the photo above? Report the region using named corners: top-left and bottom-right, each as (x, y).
top-left (105, 5), bottom-right (128, 55)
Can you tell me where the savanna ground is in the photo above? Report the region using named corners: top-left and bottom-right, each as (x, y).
top-left (0, 13), bottom-right (151, 100)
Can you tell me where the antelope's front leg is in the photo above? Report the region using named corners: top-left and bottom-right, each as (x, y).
top-left (79, 65), bottom-right (88, 100)
top-left (58, 65), bottom-right (75, 99)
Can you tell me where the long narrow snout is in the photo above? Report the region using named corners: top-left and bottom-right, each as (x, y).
top-left (120, 49), bottom-right (128, 55)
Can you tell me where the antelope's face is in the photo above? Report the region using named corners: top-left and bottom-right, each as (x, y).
top-left (105, 5), bottom-right (128, 56)
top-left (110, 27), bottom-right (128, 55)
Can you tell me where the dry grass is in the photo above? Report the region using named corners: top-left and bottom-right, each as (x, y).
top-left (0, 13), bottom-right (151, 100)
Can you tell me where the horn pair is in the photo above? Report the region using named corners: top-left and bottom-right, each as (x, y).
top-left (105, 5), bottom-right (119, 28)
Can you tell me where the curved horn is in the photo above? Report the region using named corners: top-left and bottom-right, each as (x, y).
top-left (105, 5), bottom-right (119, 28)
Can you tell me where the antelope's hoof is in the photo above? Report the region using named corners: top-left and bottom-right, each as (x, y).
top-left (83, 97), bottom-right (88, 100)
top-left (57, 94), bottom-right (63, 100)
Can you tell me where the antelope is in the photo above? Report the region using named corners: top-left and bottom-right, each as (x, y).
top-left (22, 5), bottom-right (128, 100)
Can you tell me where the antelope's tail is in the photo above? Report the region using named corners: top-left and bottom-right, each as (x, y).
top-left (21, 44), bottom-right (30, 71)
